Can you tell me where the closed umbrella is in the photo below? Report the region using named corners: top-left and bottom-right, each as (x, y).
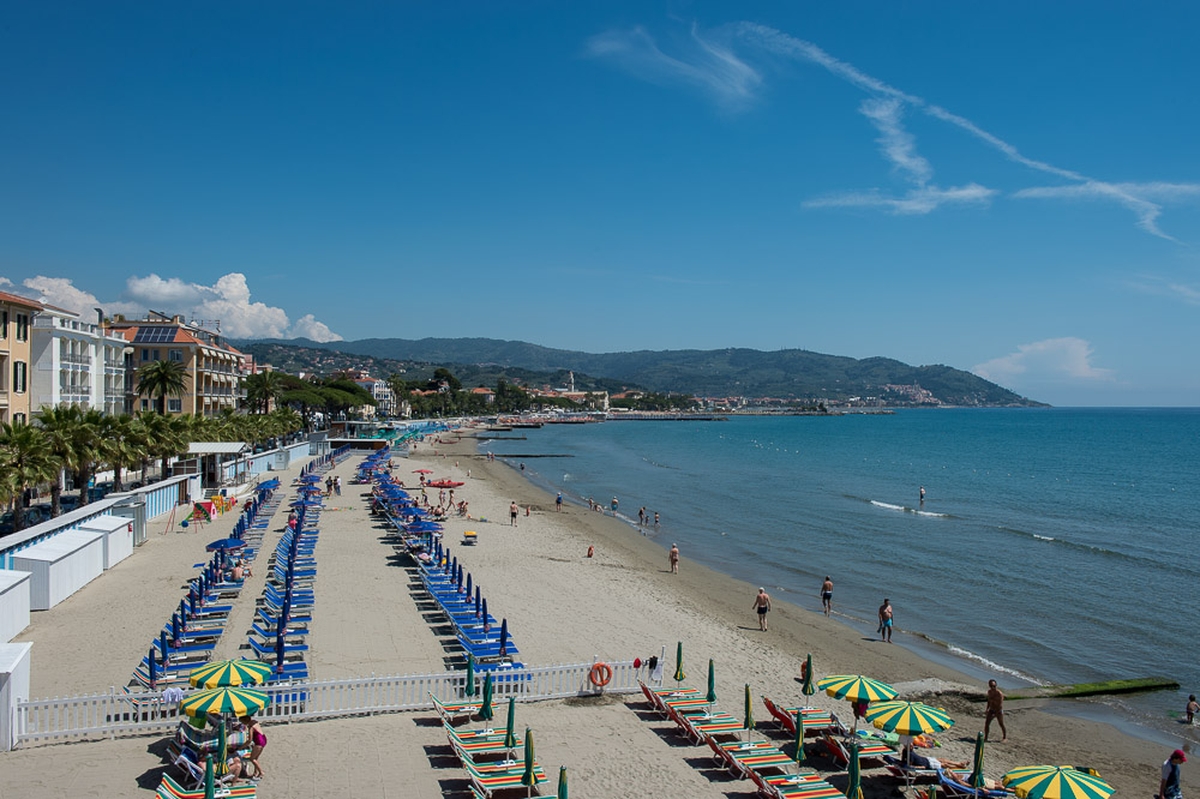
top-left (557, 765), bottom-right (568, 799)
top-left (801, 653), bottom-right (816, 696)
top-left (504, 696), bottom-right (517, 751)
top-left (499, 618), bottom-right (508, 659)
top-left (968, 732), bottom-right (986, 789)
top-left (474, 586), bottom-right (482, 618)
top-left (673, 641), bottom-right (686, 684)
top-left (706, 659), bottom-right (716, 704)
top-left (464, 654), bottom-right (476, 697)
top-left (217, 720), bottom-right (228, 775)
top-left (465, 572), bottom-right (472, 597)
top-left (744, 683), bottom-right (755, 740)
top-left (479, 673), bottom-right (495, 722)
top-left (159, 630), bottom-right (170, 665)
top-left (792, 709), bottom-right (806, 764)
top-left (148, 646), bottom-right (158, 689)
top-left (521, 727), bottom-right (540, 796)
top-left (1001, 766), bottom-right (1114, 799)
top-left (846, 742), bottom-right (863, 799)
top-left (483, 598), bottom-right (490, 632)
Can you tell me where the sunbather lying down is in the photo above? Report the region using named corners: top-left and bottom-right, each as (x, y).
top-left (904, 747), bottom-right (968, 770)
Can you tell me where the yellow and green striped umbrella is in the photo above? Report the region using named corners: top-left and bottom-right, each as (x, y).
top-left (188, 659), bottom-right (273, 689)
top-left (815, 674), bottom-right (898, 703)
top-left (1002, 766), bottom-right (1114, 799)
top-left (864, 700), bottom-right (954, 735)
top-left (179, 686), bottom-right (271, 719)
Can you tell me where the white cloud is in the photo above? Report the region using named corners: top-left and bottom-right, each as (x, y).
top-left (973, 338), bottom-right (1115, 384)
top-left (860, 98), bottom-right (933, 186)
top-left (0, 277), bottom-right (12, 287)
top-left (725, 23), bottom-right (1200, 237)
top-left (289, 314), bottom-right (343, 343)
top-left (1123, 274), bottom-right (1200, 306)
top-left (18, 273), bottom-right (343, 341)
top-left (804, 183), bottom-right (996, 214)
top-left (585, 24), bottom-right (762, 110)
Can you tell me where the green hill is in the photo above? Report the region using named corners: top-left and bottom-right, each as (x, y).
top-left (240, 337), bottom-right (1044, 407)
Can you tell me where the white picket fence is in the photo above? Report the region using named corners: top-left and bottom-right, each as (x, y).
top-left (15, 660), bottom-right (643, 746)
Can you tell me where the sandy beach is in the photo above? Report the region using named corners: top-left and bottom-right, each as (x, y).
top-left (0, 429), bottom-right (1191, 798)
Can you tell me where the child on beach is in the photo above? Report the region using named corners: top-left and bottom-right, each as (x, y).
top-left (1187, 694), bottom-right (1198, 724)
top-left (241, 715), bottom-right (267, 779)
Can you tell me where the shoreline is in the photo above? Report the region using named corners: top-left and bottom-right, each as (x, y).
top-left (0, 427), bottom-right (1191, 797)
top-left (448, 428), bottom-right (1193, 795)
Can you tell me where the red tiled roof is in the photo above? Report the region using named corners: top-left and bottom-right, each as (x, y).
top-left (0, 290), bottom-right (44, 310)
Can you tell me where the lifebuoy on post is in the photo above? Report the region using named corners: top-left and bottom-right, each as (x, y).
top-left (589, 662), bottom-right (613, 688)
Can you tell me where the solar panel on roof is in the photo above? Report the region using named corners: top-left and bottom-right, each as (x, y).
top-left (133, 326), bottom-right (176, 343)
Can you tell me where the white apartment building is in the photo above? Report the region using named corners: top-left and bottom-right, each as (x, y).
top-left (30, 305), bottom-right (128, 415)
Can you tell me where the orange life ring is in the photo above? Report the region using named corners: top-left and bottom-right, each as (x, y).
top-left (589, 662), bottom-right (613, 687)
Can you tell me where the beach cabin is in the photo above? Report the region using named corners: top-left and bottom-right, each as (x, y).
top-left (0, 643), bottom-right (32, 751)
top-left (0, 570), bottom-right (31, 642)
top-left (77, 515), bottom-right (135, 570)
top-left (10, 529), bottom-right (105, 610)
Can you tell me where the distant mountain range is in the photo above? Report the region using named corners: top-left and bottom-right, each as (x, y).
top-left (238, 337), bottom-right (1045, 407)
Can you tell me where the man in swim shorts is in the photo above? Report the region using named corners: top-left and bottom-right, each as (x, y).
top-left (752, 587), bottom-right (772, 631)
top-left (984, 679), bottom-right (1007, 741)
top-left (878, 598), bottom-right (893, 643)
top-left (820, 576), bottom-right (833, 616)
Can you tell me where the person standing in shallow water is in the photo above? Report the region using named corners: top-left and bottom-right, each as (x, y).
top-left (820, 576), bottom-right (833, 616)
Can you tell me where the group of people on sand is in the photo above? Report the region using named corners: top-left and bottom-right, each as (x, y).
top-left (184, 713), bottom-right (268, 783)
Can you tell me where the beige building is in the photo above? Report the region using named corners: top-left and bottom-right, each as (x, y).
top-left (106, 314), bottom-right (247, 416)
top-left (0, 290), bottom-right (43, 425)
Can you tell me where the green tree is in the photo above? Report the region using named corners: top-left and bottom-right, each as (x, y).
top-left (138, 410), bottom-right (190, 480)
top-left (35, 405), bottom-right (91, 516)
top-left (98, 414), bottom-right (148, 493)
top-left (137, 359), bottom-right (188, 415)
top-left (0, 421), bottom-right (59, 531)
top-left (244, 371), bottom-right (285, 414)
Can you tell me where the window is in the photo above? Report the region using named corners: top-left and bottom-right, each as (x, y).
top-left (142, 349), bottom-right (150, 362)
top-left (13, 413), bottom-right (25, 425)
top-left (13, 361), bottom-right (27, 393)
top-left (0, 310), bottom-right (7, 338)
top-left (15, 313), bottom-right (29, 342)
top-left (168, 349), bottom-right (183, 362)
top-left (168, 398), bottom-right (183, 413)
top-left (140, 398), bottom-right (149, 411)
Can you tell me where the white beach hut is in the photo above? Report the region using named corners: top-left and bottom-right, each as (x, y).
top-left (0, 570), bottom-right (31, 642)
top-left (10, 530), bottom-right (104, 610)
top-left (77, 515), bottom-right (135, 570)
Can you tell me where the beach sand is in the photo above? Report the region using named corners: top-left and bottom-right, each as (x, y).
top-left (0, 430), bottom-right (1191, 797)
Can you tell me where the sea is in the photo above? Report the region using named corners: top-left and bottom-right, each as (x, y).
top-left (479, 408), bottom-right (1200, 748)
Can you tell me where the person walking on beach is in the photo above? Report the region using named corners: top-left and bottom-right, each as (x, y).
top-left (1186, 694), bottom-right (1198, 724)
top-left (669, 543), bottom-right (680, 574)
top-left (1160, 749), bottom-right (1186, 799)
top-left (334, 475), bottom-right (341, 496)
top-left (878, 598), bottom-right (893, 642)
top-left (556, 492), bottom-right (563, 512)
top-left (752, 587), bottom-right (772, 631)
top-left (820, 576), bottom-right (833, 616)
top-left (984, 679), bottom-right (1007, 742)
top-left (509, 501), bottom-right (519, 527)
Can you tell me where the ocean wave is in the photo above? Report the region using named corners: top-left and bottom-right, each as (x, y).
top-left (944, 644), bottom-right (1048, 685)
top-left (996, 526), bottom-right (1192, 576)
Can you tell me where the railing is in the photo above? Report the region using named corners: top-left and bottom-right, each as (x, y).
top-left (14, 660), bottom-right (641, 746)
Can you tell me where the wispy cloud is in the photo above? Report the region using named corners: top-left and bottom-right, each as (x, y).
top-left (1123, 274), bottom-right (1200, 306)
top-left (584, 24), bottom-right (761, 110)
top-left (973, 337), bottom-right (1115, 384)
top-left (593, 21), bottom-right (1200, 237)
top-left (19, 273), bottom-right (344, 342)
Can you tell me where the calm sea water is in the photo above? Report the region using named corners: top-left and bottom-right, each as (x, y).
top-left (483, 408), bottom-right (1200, 744)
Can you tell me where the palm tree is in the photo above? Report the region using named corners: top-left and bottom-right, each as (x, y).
top-left (137, 359), bottom-right (188, 415)
top-left (35, 405), bottom-right (88, 517)
top-left (244, 371), bottom-right (284, 414)
top-left (71, 408), bottom-right (106, 507)
top-left (138, 410), bottom-right (189, 480)
top-left (0, 421), bottom-right (60, 531)
top-left (98, 414), bottom-right (148, 493)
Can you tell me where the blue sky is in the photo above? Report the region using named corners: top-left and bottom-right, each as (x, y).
top-left (2, 3), bottom-right (1198, 406)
